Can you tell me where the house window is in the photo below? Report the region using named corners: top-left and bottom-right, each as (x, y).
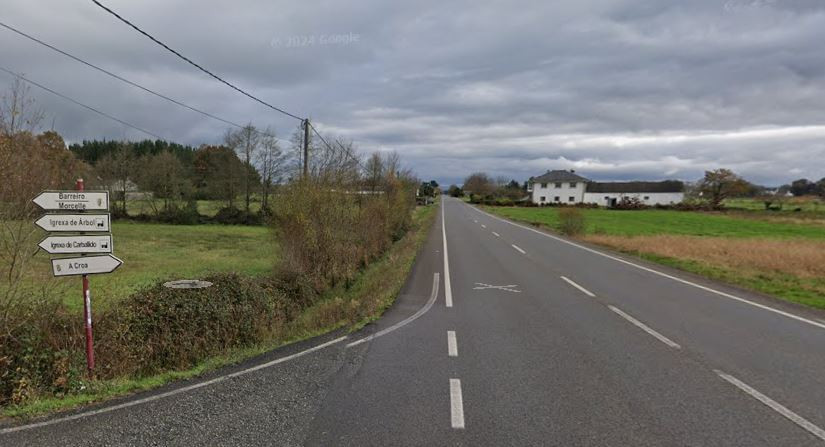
top-left (541, 183), bottom-right (547, 188)
top-left (555, 182), bottom-right (562, 188)
top-left (554, 196), bottom-right (560, 202)
top-left (540, 196), bottom-right (546, 202)
top-left (644, 196), bottom-right (650, 200)
top-left (568, 196), bottom-right (575, 202)
top-left (569, 182), bottom-right (576, 188)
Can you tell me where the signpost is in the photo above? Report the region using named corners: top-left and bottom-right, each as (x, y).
top-left (34, 179), bottom-right (121, 376)
top-left (52, 255), bottom-right (123, 276)
top-left (34, 214), bottom-right (110, 232)
top-left (33, 191), bottom-right (109, 211)
top-left (38, 235), bottom-right (113, 254)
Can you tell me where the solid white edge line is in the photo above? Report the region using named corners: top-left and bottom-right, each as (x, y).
top-left (0, 335), bottom-right (348, 435)
top-left (447, 331), bottom-right (458, 357)
top-left (471, 205), bottom-right (825, 331)
top-left (442, 198), bottom-right (453, 308)
top-left (715, 370), bottom-right (825, 442)
top-left (560, 276), bottom-right (596, 297)
top-left (492, 231), bottom-right (500, 237)
top-left (608, 305), bottom-right (681, 349)
top-left (511, 244), bottom-right (526, 254)
top-left (346, 273), bottom-right (440, 348)
top-left (450, 378), bottom-right (465, 429)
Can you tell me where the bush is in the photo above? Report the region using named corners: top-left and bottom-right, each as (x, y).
top-left (558, 207), bottom-right (586, 236)
top-left (213, 206), bottom-right (263, 225)
top-left (612, 196), bottom-right (647, 210)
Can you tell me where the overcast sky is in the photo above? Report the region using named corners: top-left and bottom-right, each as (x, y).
top-left (2, 0), bottom-right (825, 186)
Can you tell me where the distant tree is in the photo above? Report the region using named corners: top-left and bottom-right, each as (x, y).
top-left (419, 182), bottom-right (435, 197)
top-left (256, 128), bottom-right (289, 214)
top-left (447, 184), bottom-right (463, 197)
top-left (364, 153), bottom-right (385, 192)
top-left (94, 145), bottom-right (135, 216)
top-left (790, 178), bottom-right (816, 197)
top-left (429, 180), bottom-right (439, 188)
top-left (133, 151), bottom-right (194, 216)
top-left (698, 169), bottom-right (748, 209)
top-left (225, 125), bottom-right (262, 213)
top-left (463, 172), bottom-right (495, 198)
top-left (193, 145), bottom-right (247, 207)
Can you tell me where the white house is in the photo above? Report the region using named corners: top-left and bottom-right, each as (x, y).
top-left (529, 170), bottom-right (684, 206)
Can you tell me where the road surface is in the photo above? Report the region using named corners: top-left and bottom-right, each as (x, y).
top-left (3, 197), bottom-right (825, 446)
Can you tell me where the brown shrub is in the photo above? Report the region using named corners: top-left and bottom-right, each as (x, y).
top-left (583, 234), bottom-right (825, 279)
top-left (558, 207), bottom-right (586, 236)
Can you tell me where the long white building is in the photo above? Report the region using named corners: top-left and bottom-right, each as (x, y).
top-left (528, 170), bottom-right (684, 206)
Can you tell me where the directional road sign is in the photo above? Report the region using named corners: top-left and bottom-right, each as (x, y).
top-left (38, 235), bottom-right (113, 254)
top-left (34, 214), bottom-right (110, 232)
top-left (33, 191), bottom-right (109, 211)
top-left (51, 255), bottom-right (123, 277)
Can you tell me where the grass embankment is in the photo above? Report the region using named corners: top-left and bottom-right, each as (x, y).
top-left (481, 205), bottom-right (825, 309)
top-left (2, 203), bottom-right (438, 418)
top-left (19, 223), bottom-right (274, 311)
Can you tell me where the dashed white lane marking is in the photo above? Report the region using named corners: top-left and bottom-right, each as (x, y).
top-left (347, 273), bottom-right (440, 348)
top-left (447, 331), bottom-right (458, 357)
top-left (450, 379), bottom-right (465, 429)
top-left (471, 205), bottom-right (825, 331)
top-left (481, 224), bottom-right (486, 229)
top-left (0, 336), bottom-right (348, 435)
top-left (511, 244), bottom-right (526, 255)
top-left (715, 370), bottom-right (825, 442)
top-left (608, 305), bottom-right (681, 349)
top-left (492, 231), bottom-right (500, 237)
top-left (560, 276), bottom-right (596, 297)
top-left (442, 199), bottom-right (453, 308)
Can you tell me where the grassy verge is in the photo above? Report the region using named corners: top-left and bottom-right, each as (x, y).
top-left (13, 222), bottom-right (274, 311)
top-left (481, 205), bottom-right (825, 310)
top-left (2, 202), bottom-right (438, 419)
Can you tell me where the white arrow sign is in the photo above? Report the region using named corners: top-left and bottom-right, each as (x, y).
top-left (38, 235), bottom-right (113, 254)
top-left (33, 191), bottom-right (109, 211)
top-left (51, 255), bottom-right (123, 277)
top-left (34, 214), bottom-right (110, 232)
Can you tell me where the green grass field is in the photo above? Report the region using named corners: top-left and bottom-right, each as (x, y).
top-left (24, 222), bottom-right (275, 310)
top-left (725, 197), bottom-right (825, 213)
top-left (483, 206), bottom-right (825, 239)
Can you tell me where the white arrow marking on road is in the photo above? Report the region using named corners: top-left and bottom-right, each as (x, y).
top-left (38, 235), bottom-right (113, 254)
top-left (51, 255), bottom-right (123, 277)
top-left (35, 214), bottom-right (110, 232)
top-left (33, 190), bottom-right (109, 211)
top-left (473, 283), bottom-right (521, 293)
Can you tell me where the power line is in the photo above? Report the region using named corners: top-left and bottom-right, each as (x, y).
top-left (308, 122), bottom-right (367, 171)
top-left (0, 20), bottom-right (285, 143)
top-left (90, 0), bottom-right (304, 122)
top-left (0, 65), bottom-right (165, 140)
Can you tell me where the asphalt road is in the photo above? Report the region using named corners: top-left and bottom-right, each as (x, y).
top-left (3, 196), bottom-right (825, 446)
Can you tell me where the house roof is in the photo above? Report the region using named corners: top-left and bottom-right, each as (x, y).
top-left (586, 180), bottom-right (684, 194)
top-left (531, 170), bottom-right (590, 183)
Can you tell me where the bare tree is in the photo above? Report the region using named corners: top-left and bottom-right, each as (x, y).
top-left (0, 78), bottom-right (44, 136)
top-left (225, 125), bottom-right (261, 213)
top-left (256, 128), bottom-right (289, 213)
top-left (95, 144), bottom-right (135, 216)
top-left (364, 153), bottom-right (384, 192)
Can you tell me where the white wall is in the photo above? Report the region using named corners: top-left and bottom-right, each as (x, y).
top-left (583, 192), bottom-right (684, 206)
top-left (531, 182), bottom-right (586, 204)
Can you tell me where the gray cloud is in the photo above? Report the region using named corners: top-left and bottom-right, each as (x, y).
top-left (2, 0), bottom-right (825, 186)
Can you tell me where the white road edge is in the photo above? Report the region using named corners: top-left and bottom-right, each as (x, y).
top-left (715, 370), bottom-right (825, 442)
top-left (442, 198), bottom-right (454, 308)
top-left (347, 273), bottom-right (440, 348)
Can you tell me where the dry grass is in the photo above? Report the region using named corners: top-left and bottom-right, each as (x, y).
top-left (583, 234), bottom-right (825, 279)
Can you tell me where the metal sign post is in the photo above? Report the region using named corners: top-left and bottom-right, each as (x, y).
top-left (77, 179), bottom-right (95, 376)
top-left (34, 179), bottom-right (122, 378)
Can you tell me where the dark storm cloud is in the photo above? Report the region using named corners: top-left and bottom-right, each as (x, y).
top-left (2, 0), bottom-right (824, 186)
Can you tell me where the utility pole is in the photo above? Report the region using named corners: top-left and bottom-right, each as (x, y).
top-left (303, 119), bottom-right (310, 179)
